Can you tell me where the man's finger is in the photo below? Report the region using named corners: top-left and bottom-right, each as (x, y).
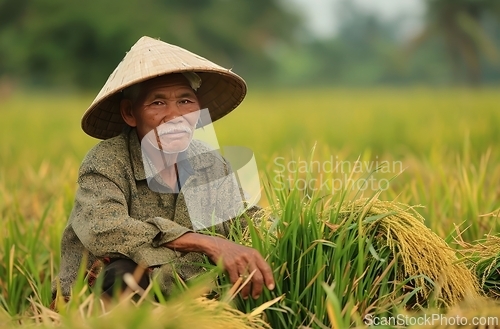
top-left (256, 256), bottom-right (275, 290)
top-left (248, 264), bottom-right (264, 299)
top-left (227, 264), bottom-right (240, 285)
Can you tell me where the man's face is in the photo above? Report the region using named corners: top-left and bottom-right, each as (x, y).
top-left (122, 74), bottom-right (201, 153)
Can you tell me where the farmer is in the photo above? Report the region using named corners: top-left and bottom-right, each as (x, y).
top-left (52, 36), bottom-right (274, 303)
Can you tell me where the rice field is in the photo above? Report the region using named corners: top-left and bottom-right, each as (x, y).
top-left (1, 87), bottom-right (500, 328)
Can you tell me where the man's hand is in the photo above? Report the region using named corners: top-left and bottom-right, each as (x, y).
top-left (205, 237), bottom-right (275, 299)
top-left (164, 233), bottom-right (275, 299)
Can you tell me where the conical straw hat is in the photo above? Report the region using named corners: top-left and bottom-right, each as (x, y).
top-left (82, 36), bottom-right (247, 139)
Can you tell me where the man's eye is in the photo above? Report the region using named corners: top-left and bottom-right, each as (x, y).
top-left (179, 99), bottom-right (193, 104)
top-left (151, 101), bottom-right (165, 106)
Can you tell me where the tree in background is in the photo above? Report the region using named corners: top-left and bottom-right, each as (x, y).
top-left (407, 0), bottom-right (500, 85)
top-left (272, 2), bottom-right (413, 87)
top-left (292, 0), bottom-right (500, 87)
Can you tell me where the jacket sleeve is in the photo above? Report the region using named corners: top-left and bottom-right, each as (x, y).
top-left (70, 171), bottom-right (192, 268)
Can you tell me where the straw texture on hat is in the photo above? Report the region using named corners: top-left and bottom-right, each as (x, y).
top-left (82, 36), bottom-right (247, 139)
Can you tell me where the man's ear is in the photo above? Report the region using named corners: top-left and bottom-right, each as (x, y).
top-left (120, 99), bottom-right (137, 127)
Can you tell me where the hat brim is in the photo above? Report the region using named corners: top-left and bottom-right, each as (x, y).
top-left (81, 70), bottom-right (246, 140)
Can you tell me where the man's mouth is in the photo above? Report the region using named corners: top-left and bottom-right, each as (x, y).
top-left (162, 131), bottom-right (188, 139)
top-left (156, 125), bottom-right (192, 136)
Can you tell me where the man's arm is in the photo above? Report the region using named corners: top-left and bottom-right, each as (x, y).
top-left (165, 232), bottom-right (275, 299)
top-left (71, 172), bottom-right (192, 267)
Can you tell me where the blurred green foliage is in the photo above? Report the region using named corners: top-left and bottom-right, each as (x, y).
top-left (0, 0), bottom-right (500, 89)
top-left (408, 0), bottom-right (500, 85)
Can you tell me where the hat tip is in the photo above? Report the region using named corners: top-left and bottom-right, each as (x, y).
top-left (137, 36), bottom-right (159, 43)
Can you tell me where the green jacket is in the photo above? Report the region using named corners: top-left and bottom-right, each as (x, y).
top-left (54, 127), bottom-right (244, 297)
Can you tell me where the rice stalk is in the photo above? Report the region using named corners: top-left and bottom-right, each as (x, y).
top-left (26, 296), bottom-right (272, 329)
top-left (20, 272), bottom-right (274, 329)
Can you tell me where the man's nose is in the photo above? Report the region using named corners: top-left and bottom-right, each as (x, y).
top-left (161, 104), bottom-right (184, 124)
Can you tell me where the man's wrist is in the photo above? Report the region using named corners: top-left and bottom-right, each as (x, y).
top-left (163, 232), bottom-right (221, 258)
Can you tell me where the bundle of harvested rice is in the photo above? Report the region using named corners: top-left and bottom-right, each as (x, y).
top-left (337, 198), bottom-right (481, 307)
